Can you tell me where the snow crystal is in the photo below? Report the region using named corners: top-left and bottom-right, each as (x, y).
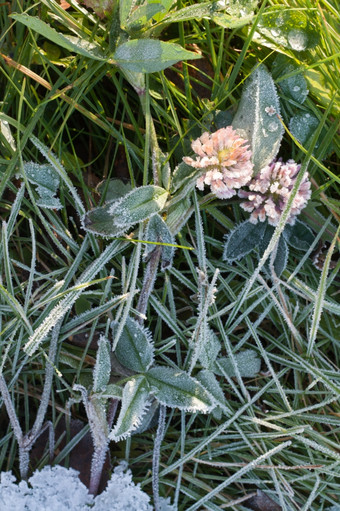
top-left (0, 464), bottom-right (154, 511)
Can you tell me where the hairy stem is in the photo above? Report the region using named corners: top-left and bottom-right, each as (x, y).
top-left (136, 246), bottom-right (161, 322)
top-left (89, 444), bottom-right (109, 496)
top-left (152, 404), bottom-right (166, 511)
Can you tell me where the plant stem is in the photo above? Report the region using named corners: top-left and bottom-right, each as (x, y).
top-left (136, 246), bottom-right (162, 322)
top-left (89, 444), bottom-right (109, 496)
top-left (152, 404), bottom-right (166, 511)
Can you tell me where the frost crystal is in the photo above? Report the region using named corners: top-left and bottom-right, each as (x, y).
top-left (93, 465), bottom-right (153, 511)
top-left (0, 466), bottom-right (93, 510)
top-left (183, 127), bottom-right (253, 199)
top-left (239, 159), bottom-right (311, 226)
top-left (0, 464), bottom-right (153, 511)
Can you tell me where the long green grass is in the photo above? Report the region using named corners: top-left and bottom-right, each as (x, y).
top-left (0, 0), bottom-right (339, 509)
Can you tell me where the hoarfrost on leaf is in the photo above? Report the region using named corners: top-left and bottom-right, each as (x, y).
top-left (114, 316), bottom-right (154, 373)
top-left (146, 366), bottom-right (215, 412)
top-left (232, 64), bottom-right (284, 174)
top-left (214, 349), bottom-right (261, 378)
top-left (93, 335), bottom-right (111, 392)
top-left (109, 375), bottom-right (151, 441)
top-left (24, 162), bottom-right (62, 210)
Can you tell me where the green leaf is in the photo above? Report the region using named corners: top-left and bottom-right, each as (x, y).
top-left (11, 13), bottom-right (106, 60)
top-left (301, 203), bottom-right (338, 245)
top-left (99, 383), bottom-right (123, 400)
top-left (212, 12), bottom-right (253, 29)
top-left (144, 214), bottom-right (175, 271)
top-left (119, 0), bottom-right (135, 27)
top-left (272, 55), bottom-right (309, 104)
top-left (257, 7), bottom-right (319, 51)
top-left (146, 366), bottom-right (215, 412)
top-left (215, 350), bottom-right (261, 378)
top-left (132, 398), bottom-right (159, 435)
top-left (24, 162), bottom-right (62, 210)
top-left (289, 112), bottom-right (319, 146)
top-left (170, 161), bottom-right (199, 194)
top-left (83, 185), bottom-right (168, 237)
top-left (196, 370), bottom-right (228, 419)
top-left (125, 3), bottom-right (166, 31)
top-left (232, 64), bottom-right (284, 174)
top-left (223, 220), bottom-right (267, 262)
top-left (114, 39), bottom-right (201, 73)
top-left (198, 328), bottom-right (221, 370)
top-left (93, 335), bottom-right (111, 392)
top-left (166, 196), bottom-right (192, 235)
top-left (283, 219), bottom-right (315, 251)
top-left (159, 2), bottom-right (216, 23)
top-left (82, 202), bottom-right (129, 238)
top-left (258, 224), bottom-right (288, 276)
top-left (97, 178), bottom-right (132, 202)
top-left (304, 68), bottom-right (340, 117)
top-left (112, 185), bottom-right (168, 227)
top-left (272, 235), bottom-right (288, 277)
top-left (109, 375), bottom-right (150, 441)
top-left (113, 317), bottom-right (154, 373)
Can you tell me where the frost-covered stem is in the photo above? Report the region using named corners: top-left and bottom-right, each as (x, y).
top-left (73, 385), bottom-right (109, 497)
top-left (89, 443), bottom-right (109, 496)
top-left (0, 375), bottom-right (23, 443)
top-left (0, 376), bottom-right (31, 479)
top-left (30, 322), bottom-right (61, 441)
top-left (139, 83), bottom-right (161, 186)
top-left (188, 268), bottom-right (219, 375)
top-left (152, 404), bottom-right (166, 511)
top-left (136, 246), bottom-right (161, 323)
top-left (19, 449), bottom-right (30, 480)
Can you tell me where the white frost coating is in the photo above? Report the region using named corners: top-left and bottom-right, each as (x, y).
top-left (109, 376), bottom-right (151, 442)
top-left (0, 465), bottom-right (93, 510)
top-left (0, 464), bottom-right (153, 511)
top-left (232, 64), bottom-right (284, 174)
top-left (93, 465), bottom-right (153, 510)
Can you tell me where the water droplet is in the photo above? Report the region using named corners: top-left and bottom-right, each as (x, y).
top-left (271, 29), bottom-right (280, 37)
top-left (262, 128), bottom-right (268, 138)
top-left (287, 29), bottom-right (308, 51)
top-left (305, 113), bottom-right (310, 118)
top-left (293, 85), bottom-right (301, 92)
top-left (276, 15), bottom-right (284, 27)
top-left (268, 122), bottom-right (279, 132)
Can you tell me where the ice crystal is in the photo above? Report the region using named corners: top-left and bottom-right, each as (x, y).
top-left (239, 159), bottom-right (311, 226)
top-left (0, 466), bottom-right (93, 510)
top-left (90, 465), bottom-right (153, 511)
top-left (183, 126), bottom-right (253, 199)
top-left (0, 464), bottom-right (153, 511)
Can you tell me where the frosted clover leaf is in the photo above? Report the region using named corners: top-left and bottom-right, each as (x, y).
top-left (239, 159), bottom-right (311, 226)
top-left (183, 126), bottom-right (253, 199)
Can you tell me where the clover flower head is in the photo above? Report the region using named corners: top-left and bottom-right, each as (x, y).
top-left (239, 159), bottom-right (311, 226)
top-left (183, 126), bottom-right (254, 199)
